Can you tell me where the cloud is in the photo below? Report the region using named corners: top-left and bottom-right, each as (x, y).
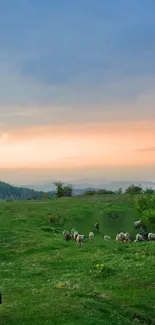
top-left (135, 146), bottom-right (155, 152)
top-left (0, 0), bottom-right (155, 131)
top-left (0, 133), bottom-right (8, 143)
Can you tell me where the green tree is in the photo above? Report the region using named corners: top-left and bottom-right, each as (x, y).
top-left (44, 192), bottom-right (50, 200)
top-left (125, 184), bottom-right (142, 195)
top-left (54, 182), bottom-right (64, 198)
top-left (84, 190), bottom-right (96, 196)
top-left (63, 184), bottom-right (73, 197)
top-left (144, 188), bottom-right (155, 195)
top-left (116, 187), bottom-right (123, 195)
top-left (134, 193), bottom-right (155, 227)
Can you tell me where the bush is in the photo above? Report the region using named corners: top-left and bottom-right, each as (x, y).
top-left (48, 215), bottom-right (64, 226)
top-left (125, 184), bottom-right (142, 195)
top-left (134, 193), bottom-right (155, 228)
top-left (84, 189), bottom-right (115, 196)
top-left (54, 182), bottom-right (73, 198)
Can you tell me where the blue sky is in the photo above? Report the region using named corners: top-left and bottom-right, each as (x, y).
top-left (0, 0), bottom-right (155, 113)
top-left (0, 1), bottom-right (155, 184)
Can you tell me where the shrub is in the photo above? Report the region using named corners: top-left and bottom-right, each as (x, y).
top-left (48, 215), bottom-right (64, 226)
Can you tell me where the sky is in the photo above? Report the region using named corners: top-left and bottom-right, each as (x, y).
top-left (0, 0), bottom-right (155, 185)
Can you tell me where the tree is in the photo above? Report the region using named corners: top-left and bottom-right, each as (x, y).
top-left (54, 182), bottom-right (64, 198)
top-left (84, 190), bottom-right (96, 196)
top-left (96, 189), bottom-right (115, 195)
top-left (63, 184), bottom-right (73, 197)
top-left (116, 187), bottom-right (123, 195)
top-left (125, 184), bottom-right (142, 195)
top-left (54, 182), bottom-right (73, 198)
top-left (44, 192), bottom-right (50, 200)
top-left (134, 193), bottom-right (155, 227)
top-left (144, 188), bottom-right (155, 195)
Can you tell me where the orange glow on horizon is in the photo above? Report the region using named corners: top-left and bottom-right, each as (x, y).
top-left (0, 120), bottom-right (155, 168)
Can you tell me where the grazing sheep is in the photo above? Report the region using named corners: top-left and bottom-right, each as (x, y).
top-left (116, 232), bottom-right (125, 242)
top-left (63, 230), bottom-right (71, 241)
top-left (104, 235), bottom-right (111, 240)
top-left (76, 234), bottom-right (84, 246)
top-left (89, 232), bottom-right (94, 241)
top-left (134, 220), bottom-right (142, 229)
top-left (148, 233), bottom-right (155, 241)
top-left (135, 233), bottom-right (144, 242)
top-left (125, 232), bottom-right (131, 239)
top-left (124, 232), bottom-right (131, 242)
top-left (73, 231), bottom-right (79, 241)
top-left (71, 228), bottom-right (76, 239)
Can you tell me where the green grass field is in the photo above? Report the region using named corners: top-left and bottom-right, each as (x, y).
top-left (1, 195), bottom-right (155, 324)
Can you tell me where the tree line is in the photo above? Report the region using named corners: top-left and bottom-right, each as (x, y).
top-left (54, 182), bottom-right (155, 198)
top-left (0, 180), bottom-right (154, 201)
top-left (0, 181), bottom-right (54, 200)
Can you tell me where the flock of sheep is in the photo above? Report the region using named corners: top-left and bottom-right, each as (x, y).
top-left (63, 228), bottom-right (94, 246)
top-left (63, 219), bottom-right (155, 246)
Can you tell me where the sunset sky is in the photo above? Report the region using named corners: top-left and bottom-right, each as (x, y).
top-left (0, 1), bottom-right (155, 185)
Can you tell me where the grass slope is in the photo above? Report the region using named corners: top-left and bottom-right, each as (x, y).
top-left (1, 195), bottom-right (155, 325)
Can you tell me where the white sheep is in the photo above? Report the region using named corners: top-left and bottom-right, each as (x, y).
top-left (73, 231), bottom-right (79, 241)
top-left (104, 235), bottom-right (111, 240)
top-left (71, 228), bottom-right (76, 239)
top-left (125, 232), bottom-right (131, 239)
top-left (134, 220), bottom-right (142, 229)
top-left (89, 232), bottom-right (94, 241)
top-left (116, 232), bottom-right (125, 242)
top-left (124, 232), bottom-right (131, 242)
top-left (63, 230), bottom-right (71, 241)
top-left (135, 234), bottom-right (144, 242)
top-left (148, 233), bottom-right (155, 241)
top-left (76, 234), bottom-right (84, 246)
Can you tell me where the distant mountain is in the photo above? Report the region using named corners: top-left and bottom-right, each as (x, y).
top-left (0, 179), bottom-right (155, 200)
top-left (24, 180), bottom-right (155, 193)
top-left (0, 181), bottom-right (54, 200)
top-left (103, 181), bottom-right (155, 191)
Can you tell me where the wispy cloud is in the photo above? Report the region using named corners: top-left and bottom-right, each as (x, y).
top-left (135, 146), bottom-right (155, 152)
top-left (0, 1), bottom-right (155, 178)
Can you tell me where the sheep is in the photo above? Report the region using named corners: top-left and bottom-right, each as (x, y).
top-left (73, 231), bottom-right (79, 241)
top-left (76, 234), bottom-right (84, 246)
top-left (116, 232), bottom-right (125, 242)
top-left (104, 235), bottom-right (111, 240)
top-left (124, 232), bottom-right (131, 242)
top-left (148, 233), bottom-right (155, 241)
top-left (134, 220), bottom-right (142, 229)
top-left (71, 228), bottom-right (76, 239)
top-left (125, 232), bottom-right (131, 239)
top-left (63, 230), bottom-right (71, 241)
top-left (135, 234), bottom-right (144, 242)
top-left (89, 232), bottom-right (94, 241)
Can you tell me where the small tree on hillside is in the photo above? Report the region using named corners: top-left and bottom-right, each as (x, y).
top-left (54, 182), bottom-right (64, 198)
top-left (144, 188), bottom-right (155, 195)
top-left (44, 192), bottom-right (50, 200)
top-left (116, 187), bottom-right (123, 195)
top-left (63, 184), bottom-right (73, 197)
top-left (54, 182), bottom-right (73, 198)
top-left (134, 193), bottom-right (155, 227)
top-left (125, 184), bottom-right (142, 195)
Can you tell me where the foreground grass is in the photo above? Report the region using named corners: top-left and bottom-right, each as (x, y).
top-left (1, 196), bottom-right (155, 324)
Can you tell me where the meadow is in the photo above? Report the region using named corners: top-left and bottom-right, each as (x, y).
top-left (1, 195), bottom-right (155, 325)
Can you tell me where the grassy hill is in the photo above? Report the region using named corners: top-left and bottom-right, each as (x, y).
top-left (1, 195), bottom-right (155, 324)
top-left (0, 181), bottom-right (55, 200)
